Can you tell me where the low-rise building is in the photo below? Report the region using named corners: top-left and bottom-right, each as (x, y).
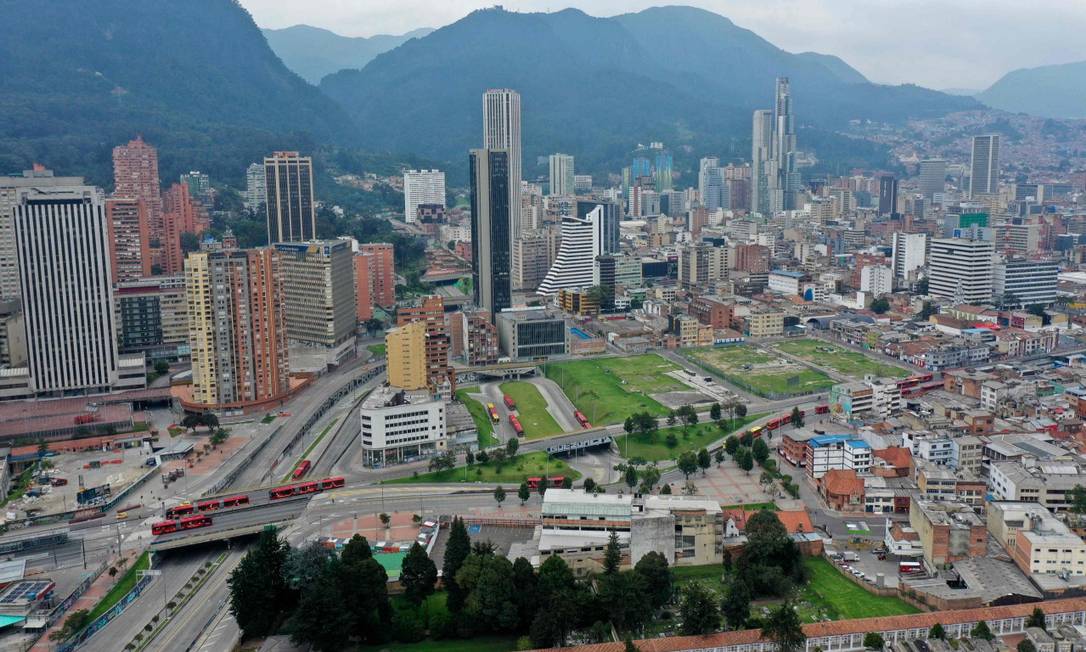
top-left (908, 499), bottom-right (987, 567)
top-left (359, 385), bottom-right (446, 466)
top-left (496, 309), bottom-right (569, 361)
top-left (989, 502), bottom-right (1086, 579)
top-left (989, 461), bottom-right (1085, 512)
top-left (805, 434), bottom-right (871, 478)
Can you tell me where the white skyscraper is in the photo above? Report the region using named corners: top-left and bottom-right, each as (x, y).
top-left (970, 135), bottom-right (1000, 198)
top-left (13, 183), bottom-right (119, 395)
top-left (537, 206), bottom-right (604, 295)
top-left (770, 77), bottom-right (799, 212)
top-left (891, 232), bottom-right (927, 280)
top-left (244, 162), bottom-right (266, 213)
top-left (698, 157), bottom-right (728, 211)
top-left (403, 169), bottom-right (446, 224)
top-left (928, 236), bottom-right (995, 305)
top-left (548, 154), bottom-right (574, 197)
top-left (751, 110), bottom-right (774, 216)
top-left (483, 89), bottom-right (523, 236)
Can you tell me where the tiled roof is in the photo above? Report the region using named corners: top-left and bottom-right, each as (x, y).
top-left (874, 447), bottom-right (913, 468)
top-left (821, 469), bottom-right (865, 496)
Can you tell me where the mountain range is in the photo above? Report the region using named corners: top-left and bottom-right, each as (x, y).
top-left (262, 25), bottom-right (434, 85)
top-left (977, 60), bottom-right (1086, 120)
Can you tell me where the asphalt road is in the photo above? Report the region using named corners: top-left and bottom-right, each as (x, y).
top-left (150, 498), bottom-right (311, 546)
top-left (143, 548), bottom-right (247, 652)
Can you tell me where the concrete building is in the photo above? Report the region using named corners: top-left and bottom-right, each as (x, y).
top-left (830, 379), bottom-right (901, 420)
top-left (357, 242), bottom-right (396, 313)
top-left (512, 230), bottom-right (557, 291)
top-left (161, 181), bottom-right (210, 275)
top-left (987, 502), bottom-right (1086, 580)
top-left (185, 248), bottom-right (289, 407)
top-left (359, 385), bottom-right (446, 466)
top-left (461, 310), bottom-right (499, 366)
top-left (878, 175), bottom-right (898, 216)
top-left (105, 197), bottom-right (152, 283)
top-left (112, 136), bottom-right (164, 240)
top-left (386, 321), bottom-right (428, 391)
top-left (891, 232), bottom-right (927, 280)
top-left (114, 276), bottom-right (189, 361)
top-left (928, 236), bottom-right (995, 304)
top-left (805, 435), bottom-right (872, 479)
top-left (989, 462), bottom-right (1086, 512)
top-left (264, 151), bottom-right (316, 244)
top-left (861, 265), bottom-right (892, 297)
top-left (496, 309), bottom-right (568, 361)
top-left (244, 162), bottom-right (266, 213)
top-left (970, 135), bottom-right (1000, 198)
top-left (908, 499), bottom-right (987, 567)
top-left (751, 109), bottom-right (774, 215)
top-left (992, 258), bottom-right (1058, 307)
top-left (538, 208), bottom-right (603, 295)
top-left (470, 149), bottom-right (513, 321)
top-left (745, 308), bottom-right (784, 337)
top-left (396, 295), bottom-right (451, 390)
top-left (0, 300), bottom-right (27, 369)
top-left (274, 240), bottom-right (356, 354)
top-left (403, 169), bottom-right (445, 224)
top-left (483, 89), bottom-right (523, 236)
top-left (918, 158), bottom-right (947, 201)
top-left (548, 154), bottom-right (574, 197)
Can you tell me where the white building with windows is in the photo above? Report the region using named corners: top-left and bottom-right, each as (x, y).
top-left (403, 169), bottom-right (446, 224)
top-left (537, 207), bottom-right (603, 295)
top-left (244, 162), bottom-right (266, 213)
top-left (993, 257), bottom-right (1058, 307)
top-left (860, 265), bottom-right (892, 297)
top-left (928, 236), bottom-right (994, 304)
top-left (360, 385), bottom-right (447, 466)
top-left (891, 232), bottom-right (926, 280)
top-left (548, 154), bottom-right (574, 197)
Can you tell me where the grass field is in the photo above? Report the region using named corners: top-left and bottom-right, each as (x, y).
top-left (87, 551), bottom-right (150, 621)
top-left (367, 343), bottom-right (387, 357)
top-left (499, 381), bottom-right (563, 439)
top-left (775, 339), bottom-right (910, 379)
top-left (543, 354), bottom-right (682, 425)
top-left (455, 389), bottom-right (498, 448)
top-left (385, 451), bottom-right (579, 485)
top-left (613, 414), bottom-right (765, 461)
top-left (800, 557), bottom-right (919, 620)
top-left (683, 346), bottom-right (834, 397)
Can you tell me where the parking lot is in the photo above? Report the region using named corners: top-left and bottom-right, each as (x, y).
top-left (827, 547), bottom-right (907, 588)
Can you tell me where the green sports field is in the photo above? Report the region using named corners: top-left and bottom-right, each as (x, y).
top-left (499, 381), bottom-right (563, 439)
top-left (775, 339), bottom-right (910, 379)
top-left (543, 354), bottom-right (682, 425)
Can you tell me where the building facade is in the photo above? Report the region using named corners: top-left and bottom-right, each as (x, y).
top-left (548, 154), bottom-right (574, 197)
top-left (264, 151), bottom-right (316, 244)
top-left (403, 169), bottom-right (446, 224)
top-left (359, 385), bottom-right (446, 466)
top-left (106, 197), bottom-right (152, 283)
top-left (483, 89), bottom-right (523, 236)
top-left (385, 321), bottom-right (428, 390)
top-left (470, 149), bottom-right (513, 320)
top-left (928, 236), bottom-right (995, 304)
top-left (274, 240), bottom-right (357, 350)
top-left (496, 310), bottom-right (568, 361)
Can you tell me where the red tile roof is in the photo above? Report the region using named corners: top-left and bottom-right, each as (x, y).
top-left (820, 469), bottom-right (864, 497)
top-left (873, 447), bottom-right (913, 469)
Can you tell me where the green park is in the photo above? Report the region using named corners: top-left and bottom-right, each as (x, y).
top-left (774, 339), bottom-right (910, 379)
top-left (499, 381), bottom-right (563, 439)
top-left (543, 354), bottom-right (683, 425)
top-left (613, 414), bottom-right (765, 462)
top-left (386, 451), bottom-right (579, 485)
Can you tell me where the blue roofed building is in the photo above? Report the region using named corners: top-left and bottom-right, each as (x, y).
top-left (805, 434), bottom-right (872, 479)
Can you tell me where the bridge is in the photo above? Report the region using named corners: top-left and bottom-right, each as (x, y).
top-left (148, 497), bottom-right (310, 551)
top-left (543, 430), bottom-right (614, 457)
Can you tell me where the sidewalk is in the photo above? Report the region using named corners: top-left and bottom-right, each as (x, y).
top-left (31, 549), bottom-right (140, 652)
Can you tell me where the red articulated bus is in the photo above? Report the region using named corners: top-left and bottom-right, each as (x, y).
top-left (196, 494), bottom-right (250, 513)
top-left (815, 404), bottom-right (830, 415)
top-left (503, 394), bottom-right (517, 411)
top-left (509, 414), bottom-right (524, 437)
top-left (573, 410), bottom-right (591, 428)
top-left (526, 476), bottom-right (565, 490)
top-left (152, 514), bottom-right (213, 536)
top-left (269, 476), bottom-right (346, 500)
top-left (165, 503), bottom-right (195, 519)
top-left (319, 476), bottom-right (345, 490)
top-left (293, 460), bottom-right (312, 480)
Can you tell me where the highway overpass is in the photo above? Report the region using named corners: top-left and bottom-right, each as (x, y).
top-left (149, 497), bottom-right (310, 551)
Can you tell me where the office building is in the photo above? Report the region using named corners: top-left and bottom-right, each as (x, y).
top-left (1, 167), bottom-right (86, 300)
top-left (860, 264), bottom-right (892, 297)
top-left (805, 435), bottom-right (872, 479)
top-left (512, 230), bottom-right (557, 291)
top-left (989, 462), bottom-right (1086, 512)
top-left (654, 151), bottom-right (673, 192)
top-left (548, 154), bottom-right (574, 197)
top-left (274, 240), bottom-right (357, 351)
top-left (185, 248), bottom-right (289, 407)
top-left (461, 310), bottom-right (499, 366)
top-left (469, 149), bottom-right (512, 320)
top-left (969, 135), bottom-right (1000, 198)
top-left (988, 502), bottom-right (1086, 578)
top-left (403, 169), bottom-right (445, 224)
top-left (992, 258), bottom-right (1058, 308)
top-left (13, 184), bottom-right (119, 396)
top-left (385, 320), bottom-right (428, 390)
top-left (359, 385), bottom-right (446, 467)
top-left (928, 236), bottom-right (995, 304)
top-left (112, 136), bottom-right (164, 239)
top-left (180, 170), bottom-right (211, 201)
top-left (244, 162), bottom-right (266, 213)
top-left (878, 175), bottom-right (898, 216)
top-left (573, 175), bottom-right (593, 193)
top-left (891, 232), bottom-right (927, 280)
top-left (751, 109), bottom-right (773, 215)
top-left (264, 151), bottom-right (316, 244)
top-left (769, 77), bottom-right (799, 212)
top-left (106, 197), bottom-right (152, 283)
top-left (161, 181), bottom-right (210, 275)
top-left (537, 208), bottom-right (604, 295)
top-left (114, 276), bottom-right (189, 360)
top-left (918, 159), bottom-right (947, 201)
top-left (396, 295), bottom-right (450, 390)
top-left (483, 89), bottom-right (523, 235)
top-left (496, 309), bottom-right (568, 361)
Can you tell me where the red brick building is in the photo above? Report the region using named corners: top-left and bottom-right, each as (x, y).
top-left (688, 296), bottom-right (734, 329)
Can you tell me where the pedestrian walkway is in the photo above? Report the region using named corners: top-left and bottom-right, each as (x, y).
top-left (31, 549), bottom-right (140, 652)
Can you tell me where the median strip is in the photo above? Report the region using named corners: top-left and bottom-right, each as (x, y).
top-left (282, 417), bottom-right (339, 482)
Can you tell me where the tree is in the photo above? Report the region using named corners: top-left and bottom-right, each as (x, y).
top-left (736, 447), bottom-right (754, 474)
top-left (710, 402), bottom-right (722, 421)
top-left (583, 477), bottom-right (596, 493)
top-left (697, 448), bottom-right (711, 475)
top-left (603, 530), bottom-right (621, 575)
top-left (599, 571), bottom-right (650, 632)
top-left (735, 403), bottom-right (747, 418)
top-left (341, 534), bottom-right (373, 565)
top-left (512, 556), bottom-right (539, 630)
top-left (561, 476), bottom-right (573, 489)
top-left (284, 541), bottom-right (332, 590)
top-left (665, 432), bottom-right (679, 448)
top-left (537, 475), bottom-right (549, 496)
top-left (506, 437), bottom-right (519, 457)
top-left (624, 465), bottom-right (639, 489)
top-left (624, 416), bottom-right (635, 435)
top-left (752, 438), bottom-right (770, 464)
top-left (971, 620), bottom-right (994, 641)
top-left (864, 632), bottom-right (885, 650)
top-left (443, 517), bottom-right (472, 613)
top-left (379, 513), bottom-right (391, 530)
top-left (714, 449), bottom-right (725, 465)
top-left (667, 410), bottom-right (677, 426)
top-left (725, 436), bottom-right (739, 455)
top-left (918, 300), bottom-right (937, 320)
top-left (870, 297), bottom-right (890, 314)
top-left (928, 623), bottom-right (946, 640)
top-left (661, 483), bottom-right (672, 494)
top-left (490, 448), bottom-right (508, 472)
top-left (625, 636), bottom-right (641, 652)
top-left (290, 557), bottom-right (353, 651)
top-left (740, 431), bottom-right (753, 447)
top-left (400, 542), bottom-right (438, 605)
top-left (633, 551), bottom-right (672, 609)
top-left (494, 485), bottom-right (506, 508)
top-left (341, 555), bottom-right (391, 643)
top-left (720, 578), bottom-right (751, 630)
top-left (790, 407), bottom-right (804, 429)
top-left (108, 566), bottom-right (118, 581)
top-left (760, 471), bottom-right (775, 489)
top-left (210, 428), bottom-right (229, 446)
top-left (228, 528), bottom-right (291, 638)
top-left (49, 609), bottom-right (92, 642)
top-left (1070, 485), bottom-right (1086, 515)
top-left (465, 450), bottom-right (475, 465)
top-left (762, 602), bottom-right (806, 652)
top-left (476, 449), bottom-right (490, 464)
top-left (153, 359), bottom-right (170, 375)
top-left (518, 482), bottom-right (530, 505)
top-left (679, 582), bottom-right (720, 635)
top-left (638, 465), bottom-right (661, 494)
top-left (677, 451), bottom-right (698, 479)
top-left (1019, 640), bottom-right (1038, 652)
top-left (683, 405), bottom-right (699, 428)
top-left (1026, 607), bottom-right (1046, 630)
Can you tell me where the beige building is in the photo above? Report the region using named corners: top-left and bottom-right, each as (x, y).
top-left (745, 308), bottom-right (784, 337)
top-left (386, 321), bottom-right (428, 390)
top-left (988, 502), bottom-right (1086, 578)
top-left (908, 499), bottom-right (987, 567)
top-left (274, 240), bottom-right (356, 354)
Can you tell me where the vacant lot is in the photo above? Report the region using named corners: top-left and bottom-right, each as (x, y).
top-left (613, 414), bottom-right (764, 461)
top-left (386, 451), bottom-right (579, 485)
top-left (684, 346), bottom-right (834, 397)
top-left (800, 557), bottom-right (919, 620)
top-left (544, 354), bottom-right (682, 425)
top-left (775, 339), bottom-right (910, 379)
top-left (499, 381), bottom-right (563, 439)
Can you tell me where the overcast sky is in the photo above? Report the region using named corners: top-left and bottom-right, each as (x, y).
top-left (241, 0), bottom-right (1086, 90)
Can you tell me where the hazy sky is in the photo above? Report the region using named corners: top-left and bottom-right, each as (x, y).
top-left (241, 0), bottom-right (1086, 90)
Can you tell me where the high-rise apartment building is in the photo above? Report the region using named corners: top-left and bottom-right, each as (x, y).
top-left (928, 236), bottom-right (995, 305)
top-left (654, 151), bottom-right (673, 192)
top-left (112, 136), bottom-right (164, 238)
top-left (462, 310), bottom-right (499, 366)
top-left (891, 232), bottom-right (927, 280)
top-left (13, 184), bottom-right (119, 396)
top-left (180, 171), bottom-right (211, 201)
top-left (860, 265), bottom-right (892, 297)
top-left (470, 149), bottom-right (512, 321)
top-left (274, 240), bottom-right (357, 349)
top-left (114, 276), bottom-right (188, 360)
top-left (161, 182), bottom-right (210, 275)
top-left (878, 175), bottom-right (899, 216)
top-left (403, 169), bottom-right (446, 224)
top-left (537, 207), bottom-right (604, 295)
top-left (359, 243), bottom-right (395, 309)
top-left (698, 157), bottom-right (729, 212)
top-left (770, 77), bottom-right (799, 212)
top-left (385, 320), bottom-right (428, 390)
top-left (918, 159), bottom-right (947, 201)
top-left (264, 151), bottom-right (316, 244)
top-left (577, 200), bottom-right (619, 254)
top-left (244, 162), bottom-right (267, 213)
top-left (992, 258), bottom-right (1058, 308)
top-left (512, 230), bottom-right (557, 292)
top-left (970, 135), bottom-right (1000, 198)
top-left (185, 248), bottom-right (289, 406)
top-left (751, 110), bottom-right (774, 216)
top-left (548, 154), bottom-right (575, 197)
top-left (397, 295), bottom-right (450, 389)
top-left (483, 89), bottom-right (523, 236)
top-left (106, 197), bottom-right (152, 283)
top-left (0, 167), bottom-right (86, 300)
